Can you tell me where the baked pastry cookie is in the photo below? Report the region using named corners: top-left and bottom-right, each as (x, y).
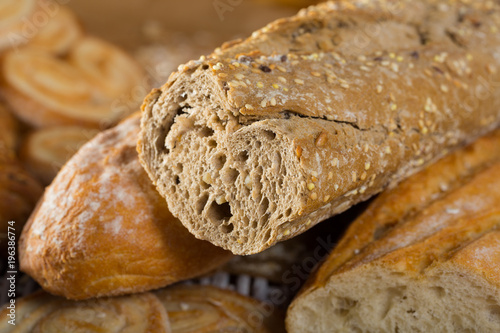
top-left (21, 126), bottom-right (100, 185)
top-left (156, 285), bottom-right (285, 333)
top-left (0, 0), bottom-right (37, 51)
top-left (1, 36), bottom-right (144, 128)
top-left (0, 291), bottom-right (170, 332)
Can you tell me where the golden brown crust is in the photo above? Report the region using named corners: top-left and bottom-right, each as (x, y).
top-left (287, 129), bottom-right (500, 332)
top-left (305, 129), bottom-right (500, 289)
top-left (19, 113), bottom-right (232, 300)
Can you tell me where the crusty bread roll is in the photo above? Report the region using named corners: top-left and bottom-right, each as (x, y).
top-left (286, 129), bottom-right (500, 332)
top-left (19, 113), bottom-right (232, 300)
top-left (21, 126), bottom-right (100, 185)
top-left (0, 291), bottom-right (170, 332)
top-left (1, 36), bottom-right (144, 128)
top-left (156, 285), bottom-right (285, 332)
top-left (138, 0), bottom-right (500, 255)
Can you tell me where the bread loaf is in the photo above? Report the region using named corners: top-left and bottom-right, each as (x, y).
top-left (138, 0), bottom-right (500, 255)
top-left (286, 129), bottom-right (500, 332)
top-left (19, 113), bottom-right (232, 300)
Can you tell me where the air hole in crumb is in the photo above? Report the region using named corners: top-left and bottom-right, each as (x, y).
top-left (262, 130), bottom-right (276, 140)
top-left (241, 217), bottom-right (249, 227)
top-left (259, 213), bottom-right (270, 227)
top-left (156, 132), bottom-right (169, 154)
top-left (263, 229), bottom-right (272, 243)
top-left (207, 201), bottom-right (232, 225)
top-left (208, 139), bottom-right (217, 148)
top-left (200, 180), bottom-right (210, 190)
top-left (259, 197), bottom-right (269, 216)
top-left (489, 305), bottom-right (500, 321)
top-left (273, 152), bottom-right (282, 172)
top-left (202, 64), bottom-right (209, 70)
top-left (196, 194), bottom-right (209, 214)
top-left (251, 220), bottom-right (258, 229)
top-left (237, 150), bottom-right (249, 162)
top-left (222, 168), bottom-right (239, 184)
top-left (221, 223), bottom-right (234, 233)
top-left (255, 141), bottom-right (262, 149)
top-left (200, 127), bottom-right (214, 137)
top-left (430, 286), bottom-right (445, 298)
top-left (277, 214), bottom-right (283, 220)
top-left (174, 175), bottom-right (180, 185)
top-left (213, 154), bottom-right (227, 170)
top-left (174, 163), bottom-right (183, 173)
top-left (285, 208), bottom-right (292, 217)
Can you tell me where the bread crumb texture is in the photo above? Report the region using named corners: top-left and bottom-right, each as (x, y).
top-left (286, 130), bottom-right (500, 332)
top-left (139, 0), bottom-right (500, 254)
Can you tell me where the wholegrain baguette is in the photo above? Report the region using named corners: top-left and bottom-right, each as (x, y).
top-left (139, 0), bottom-right (500, 255)
top-left (286, 129), bottom-right (500, 332)
top-left (19, 113), bottom-right (232, 300)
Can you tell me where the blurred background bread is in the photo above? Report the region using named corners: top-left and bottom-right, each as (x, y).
top-left (0, 104), bottom-right (43, 255)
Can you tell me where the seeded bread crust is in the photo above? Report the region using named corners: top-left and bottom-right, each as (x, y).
top-left (139, 0), bottom-right (500, 255)
top-left (286, 129), bottom-right (500, 332)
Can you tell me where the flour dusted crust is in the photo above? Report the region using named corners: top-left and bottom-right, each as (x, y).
top-left (286, 130), bottom-right (500, 332)
top-left (139, 0), bottom-right (500, 255)
top-left (19, 113), bottom-right (232, 300)
top-left (0, 291), bottom-right (170, 333)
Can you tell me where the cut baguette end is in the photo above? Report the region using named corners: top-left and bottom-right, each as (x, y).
top-left (139, 69), bottom-right (309, 255)
top-left (287, 263), bottom-right (500, 333)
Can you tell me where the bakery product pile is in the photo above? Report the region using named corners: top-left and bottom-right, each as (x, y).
top-left (1, 0), bottom-right (500, 331)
